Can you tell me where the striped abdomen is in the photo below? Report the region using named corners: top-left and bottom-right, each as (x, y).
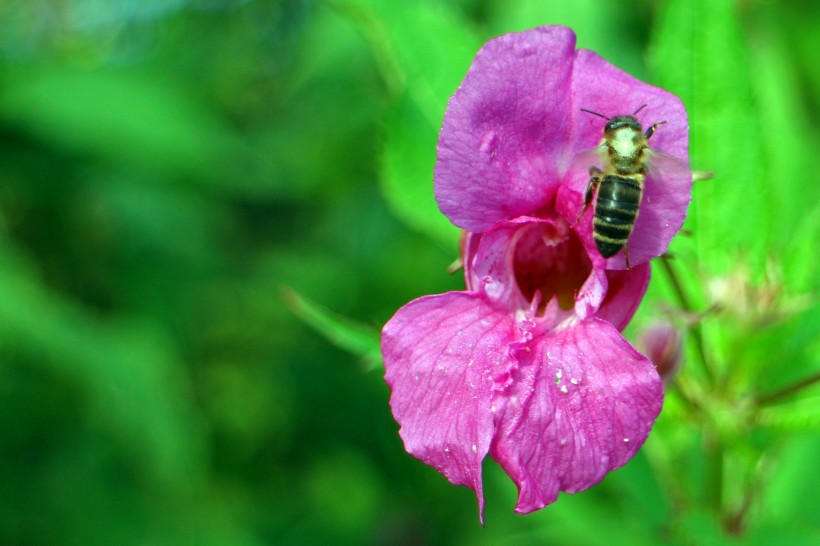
top-left (593, 174), bottom-right (643, 258)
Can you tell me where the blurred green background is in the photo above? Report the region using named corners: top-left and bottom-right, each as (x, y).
top-left (1, 0), bottom-right (818, 545)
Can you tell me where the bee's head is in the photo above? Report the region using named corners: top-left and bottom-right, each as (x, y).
top-left (604, 115), bottom-right (643, 135)
top-left (580, 105), bottom-right (648, 136)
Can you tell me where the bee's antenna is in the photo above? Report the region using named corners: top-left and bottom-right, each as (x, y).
top-left (633, 104), bottom-right (648, 116)
top-left (580, 108), bottom-right (610, 120)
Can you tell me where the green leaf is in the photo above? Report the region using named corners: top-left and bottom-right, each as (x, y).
top-left (747, 24), bottom-right (814, 248)
top-left (332, 0), bottom-right (480, 246)
top-left (672, 508), bottom-right (736, 546)
top-left (381, 92), bottom-right (460, 245)
top-left (782, 206), bottom-right (820, 293)
top-left (282, 287), bottom-right (382, 369)
top-left (764, 435), bottom-right (820, 529)
top-left (757, 394), bottom-right (820, 431)
top-left (0, 64), bottom-right (236, 182)
top-left (650, 0), bottom-right (769, 273)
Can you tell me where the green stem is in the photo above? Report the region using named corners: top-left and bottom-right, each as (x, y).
top-left (659, 254), bottom-right (715, 385)
top-left (755, 370), bottom-right (820, 406)
top-left (703, 427), bottom-right (724, 515)
top-left (325, 0), bottom-right (406, 97)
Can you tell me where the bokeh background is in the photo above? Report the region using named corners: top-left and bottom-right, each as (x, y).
top-left (1, 0), bottom-right (818, 545)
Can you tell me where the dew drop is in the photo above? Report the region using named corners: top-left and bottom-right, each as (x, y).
top-left (560, 385), bottom-right (569, 394)
top-left (560, 438), bottom-right (567, 446)
top-left (623, 438), bottom-right (630, 443)
top-left (471, 444), bottom-right (478, 454)
top-left (570, 377), bottom-right (579, 385)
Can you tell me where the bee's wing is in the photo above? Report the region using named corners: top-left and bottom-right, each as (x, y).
top-left (562, 145), bottom-right (606, 178)
top-left (646, 149), bottom-right (692, 182)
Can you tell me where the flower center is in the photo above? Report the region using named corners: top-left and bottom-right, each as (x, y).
top-left (512, 220), bottom-right (592, 313)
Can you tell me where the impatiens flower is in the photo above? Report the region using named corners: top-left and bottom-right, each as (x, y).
top-left (382, 26), bottom-right (691, 521)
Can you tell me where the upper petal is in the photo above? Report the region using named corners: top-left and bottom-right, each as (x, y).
top-left (382, 291), bottom-right (519, 522)
top-left (490, 318), bottom-right (663, 513)
top-left (560, 49), bottom-right (692, 269)
top-left (435, 26), bottom-right (576, 233)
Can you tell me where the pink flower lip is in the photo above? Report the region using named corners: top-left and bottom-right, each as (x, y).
top-left (511, 221), bottom-right (591, 314)
top-left (382, 213), bottom-right (658, 520)
top-left (464, 215), bottom-right (649, 330)
top-left (469, 216), bottom-right (592, 324)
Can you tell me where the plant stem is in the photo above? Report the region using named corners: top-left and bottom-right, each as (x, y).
top-left (755, 370), bottom-right (820, 406)
top-left (703, 427), bottom-right (724, 516)
top-left (659, 254), bottom-right (715, 385)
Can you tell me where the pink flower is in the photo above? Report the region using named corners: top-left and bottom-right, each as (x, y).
top-left (382, 26), bottom-right (690, 521)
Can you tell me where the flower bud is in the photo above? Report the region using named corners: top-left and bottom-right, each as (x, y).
top-left (638, 322), bottom-right (682, 384)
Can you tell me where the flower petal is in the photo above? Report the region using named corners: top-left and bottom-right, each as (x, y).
top-left (490, 318), bottom-right (663, 513)
top-left (461, 231), bottom-right (483, 292)
top-left (382, 291), bottom-right (519, 522)
top-left (560, 49), bottom-right (691, 269)
top-left (435, 26), bottom-right (576, 232)
top-left (469, 216), bottom-right (594, 324)
top-left (596, 263), bottom-right (651, 330)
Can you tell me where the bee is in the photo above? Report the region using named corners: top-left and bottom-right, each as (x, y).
top-left (575, 104), bottom-right (669, 269)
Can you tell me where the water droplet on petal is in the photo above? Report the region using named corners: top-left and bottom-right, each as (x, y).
top-left (471, 444), bottom-right (477, 454)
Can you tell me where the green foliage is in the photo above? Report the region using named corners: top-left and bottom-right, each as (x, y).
top-left (0, 0), bottom-right (818, 545)
top-left (332, 0), bottom-right (480, 246)
top-left (282, 287), bottom-right (381, 369)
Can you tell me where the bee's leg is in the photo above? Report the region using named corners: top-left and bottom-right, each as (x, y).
top-left (576, 166), bottom-right (602, 223)
top-left (644, 121), bottom-right (667, 140)
top-left (624, 244), bottom-right (631, 270)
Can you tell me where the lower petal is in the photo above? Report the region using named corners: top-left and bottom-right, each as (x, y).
top-left (382, 291), bottom-right (519, 521)
top-left (490, 318), bottom-right (663, 513)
